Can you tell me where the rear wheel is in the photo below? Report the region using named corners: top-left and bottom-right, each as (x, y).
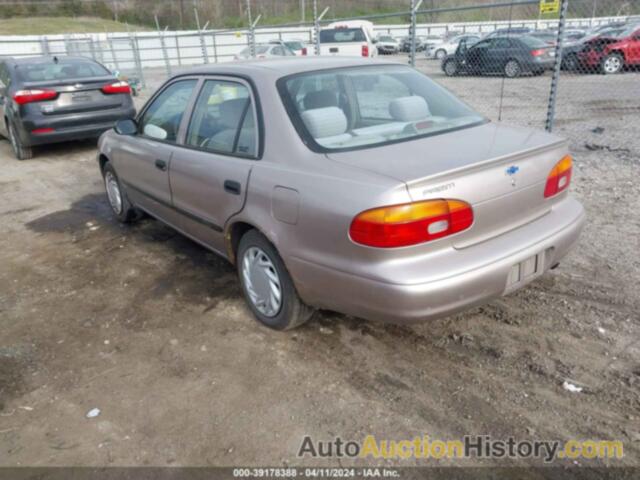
top-left (237, 230), bottom-right (314, 330)
top-left (504, 59), bottom-right (522, 78)
top-left (8, 121), bottom-right (33, 160)
top-left (443, 59), bottom-right (459, 76)
top-left (601, 53), bottom-right (624, 74)
top-left (562, 53), bottom-right (579, 71)
top-left (102, 162), bottom-right (138, 223)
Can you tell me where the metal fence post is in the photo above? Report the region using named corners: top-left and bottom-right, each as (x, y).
top-left (212, 33), bottom-right (218, 63)
top-left (545, 0), bottom-right (569, 132)
top-left (409, 0), bottom-right (423, 66)
top-left (246, 0), bottom-right (255, 58)
top-left (195, 8), bottom-right (210, 64)
top-left (155, 15), bottom-right (172, 76)
top-left (107, 33), bottom-right (120, 72)
top-left (127, 25), bottom-right (145, 89)
top-left (313, 2), bottom-right (329, 56)
top-left (40, 36), bottom-right (50, 55)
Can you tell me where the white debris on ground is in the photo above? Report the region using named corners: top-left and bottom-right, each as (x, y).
top-left (562, 381), bottom-right (583, 393)
top-left (85, 408), bottom-right (101, 418)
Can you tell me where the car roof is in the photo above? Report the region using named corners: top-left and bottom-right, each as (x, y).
top-left (176, 57), bottom-right (403, 79)
top-left (9, 55), bottom-right (99, 65)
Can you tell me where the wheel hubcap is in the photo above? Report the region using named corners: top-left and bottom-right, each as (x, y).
top-left (445, 62), bottom-right (456, 74)
top-left (604, 57), bottom-right (621, 73)
top-left (241, 246), bottom-right (282, 317)
top-left (105, 171), bottom-right (123, 214)
top-left (506, 61), bottom-right (519, 77)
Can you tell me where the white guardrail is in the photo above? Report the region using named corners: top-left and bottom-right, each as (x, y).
top-left (0, 16), bottom-right (631, 72)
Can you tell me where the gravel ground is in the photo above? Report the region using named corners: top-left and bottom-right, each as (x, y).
top-left (0, 57), bottom-right (639, 469)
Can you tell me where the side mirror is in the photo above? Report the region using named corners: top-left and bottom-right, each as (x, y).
top-left (114, 118), bottom-right (138, 136)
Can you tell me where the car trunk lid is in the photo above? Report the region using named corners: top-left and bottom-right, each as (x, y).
top-left (21, 76), bottom-right (125, 116)
top-left (327, 122), bottom-right (569, 249)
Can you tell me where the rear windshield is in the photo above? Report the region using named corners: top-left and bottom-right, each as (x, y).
top-left (278, 65), bottom-right (485, 153)
top-left (519, 36), bottom-right (550, 48)
top-left (285, 41), bottom-right (304, 50)
top-left (16, 60), bottom-right (109, 82)
top-left (320, 28), bottom-right (366, 43)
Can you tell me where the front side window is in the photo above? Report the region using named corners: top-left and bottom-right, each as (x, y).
top-left (186, 79), bottom-right (257, 157)
top-left (140, 79), bottom-right (197, 142)
top-left (279, 65), bottom-right (484, 152)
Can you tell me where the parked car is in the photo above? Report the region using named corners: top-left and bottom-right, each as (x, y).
top-left (529, 30), bottom-right (558, 46)
top-left (97, 57), bottom-right (584, 330)
top-left (427, 34), bottom-right (480, 59)
top-left (314, 20), bottom-right (378, 58)
top-left (401, 35), bottom-right (442, 53)
top-left (234, 44), bottom-right (296, 60)
top-left (376, 35), bottom-right (400, 54)
top-left (0, 55), bottom-right (135, 160)
top-left (561, 26), bottom-right (626, 70)
top-left (442, 36), bottom-right (555, 77)
top-left (577, 23), bottom-right (640, 74)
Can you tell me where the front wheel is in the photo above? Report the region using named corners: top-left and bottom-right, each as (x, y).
top-left (435, 49), bottom-right (447, 60)
top-left (504, 59), bottom-right (522, 78)
top-left (8, 121), bottom-right (33, 160)
top-left (237, 230), bottom-right (314, 330)
top-left (443, 59), bottom-right (459, 76)
top-left (601, 53), bottom-right (624, 74)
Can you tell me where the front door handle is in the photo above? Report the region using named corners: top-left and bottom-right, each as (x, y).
top-left (155, 159), bottom-right (167, 171)
top-left (224, 180), bottom-right (241, 195)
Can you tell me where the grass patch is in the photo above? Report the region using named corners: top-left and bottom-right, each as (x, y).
top-left (0, 17), bottom-right (148, 36)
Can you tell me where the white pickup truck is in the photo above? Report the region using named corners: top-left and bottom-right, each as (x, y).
top-left (306, 20), bottom-right (378, 58)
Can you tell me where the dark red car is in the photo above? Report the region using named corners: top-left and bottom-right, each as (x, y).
top-left (578, 24), bottom-right (640, 74)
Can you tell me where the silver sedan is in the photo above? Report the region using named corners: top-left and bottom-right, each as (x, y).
top-left (97, 57), bottom-right (585, 330)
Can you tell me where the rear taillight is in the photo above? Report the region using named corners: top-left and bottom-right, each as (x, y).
top-left (362, 44), bottom-right (369, 57)
top-left (101, 81), bottom-right (131, 95)
top-left (31, 127), bottom-right (54, 135)
top-left (302, 47), bottom-right (307, 56)
top-left (349, 199), bottom-right (473, 248)
top-left (531, 49), bottom-right (545, 57)
top-left (544, 155), bottom-right (572, 198)
top-left (13, 89), bottom-right (58, 105)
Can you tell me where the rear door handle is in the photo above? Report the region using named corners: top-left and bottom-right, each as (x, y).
top-left (224, 180), bottom-right (241, 195)
top-left (155, 159), bottom-right (167, 171)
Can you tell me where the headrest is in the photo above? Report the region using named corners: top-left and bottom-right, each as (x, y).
top-left (300, 107), bottom-right (348, 139)
top-left (219, 98), bottom-right (249, 128)
top-left (389, 96), bottom-right (430, 122)
top-left (303, 90), bottom-right (338, 110)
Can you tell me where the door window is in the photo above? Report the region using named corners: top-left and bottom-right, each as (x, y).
top-left (139, 79), bottom-right (197, 142)
top-left (186, 80), bottom-right (257, 157)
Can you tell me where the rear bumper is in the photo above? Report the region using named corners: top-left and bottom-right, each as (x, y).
top-left (16, 106), bottom-right (136, 147)
top-left (288, 196), bottom-right (585, 323)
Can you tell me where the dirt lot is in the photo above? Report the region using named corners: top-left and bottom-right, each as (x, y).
top-left (0, 59), bottom-right (639, 469)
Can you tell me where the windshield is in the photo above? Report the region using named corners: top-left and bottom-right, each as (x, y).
top-left (614, 24), bottom-right (640, 38)
top-left (378, 36), bottom-right (394, 42)
top-left (278, 65), bottom-right (484, 152)
top-left (320, 28), bottom-right (366, 43)
top-left (16, 60), bottom-right (109, 82)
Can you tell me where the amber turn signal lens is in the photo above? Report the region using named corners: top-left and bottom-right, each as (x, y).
top-left (544, 155), bottom-right (572, 198)
top-left (350, 199), bottom-right (474, 248)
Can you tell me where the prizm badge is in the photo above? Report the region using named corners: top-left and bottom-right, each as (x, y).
top-left (422, 182), bottom-right (455, 196)
top-left (505, 165), bottom-right (520, 187)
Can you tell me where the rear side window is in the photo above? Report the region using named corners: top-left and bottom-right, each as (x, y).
top-left (320, 28), bottom-right (366, 43)
top-left (186, 79), bottom-right (257, 158)
top-left (139, 79), bottom-right (197, 143)
top-left (16, 60), bottom-right (109, 82)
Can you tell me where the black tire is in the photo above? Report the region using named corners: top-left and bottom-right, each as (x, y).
top-left (562, 53), bottom-right (579, 71)
top-left (237, 229), bottom-right (314, 330)
top-left (443, 59), bottom-right (459, 76)
top-left (504, 59), bottom-right (522, 78)
top-left (102, 161), bottom-right (139, 223)
top-left (8, 121), bottom-right (33, 160)
top-left (435, 49), bottom-right (447, 60)
top-left (601, 52), bottom-right (624, 74)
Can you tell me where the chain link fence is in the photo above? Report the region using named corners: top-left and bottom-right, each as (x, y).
top-left (0, 0), bottom-right (638, 137)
